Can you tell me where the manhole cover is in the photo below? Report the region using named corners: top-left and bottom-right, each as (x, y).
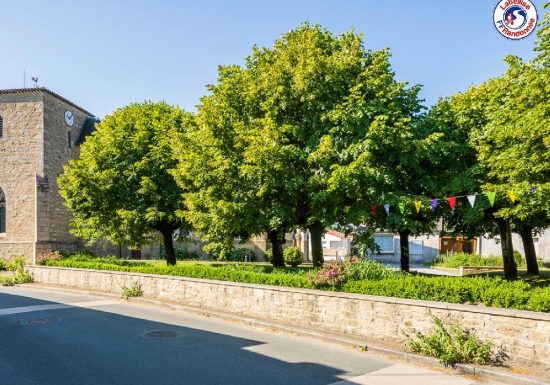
top-left (143, 330), bottom-right (181, 339)
top-left (27, 318), bottom-right (58, 325)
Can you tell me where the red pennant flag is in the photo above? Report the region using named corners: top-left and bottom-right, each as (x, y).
top-left (447, 197), bottom-right (457, 210)
top-left (370, 205), bottom-right (378, 217)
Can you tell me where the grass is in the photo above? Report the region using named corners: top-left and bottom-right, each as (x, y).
top-left (39, 254), bottom-right (550, 313)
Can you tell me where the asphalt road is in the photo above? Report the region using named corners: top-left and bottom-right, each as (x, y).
top-left (0, 286), bottom-right (480, 385)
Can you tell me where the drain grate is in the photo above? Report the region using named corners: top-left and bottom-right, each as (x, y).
top-left (143, 330), bottom-right (181, 339)
top-left (26, 318), bottom-right (59, 325)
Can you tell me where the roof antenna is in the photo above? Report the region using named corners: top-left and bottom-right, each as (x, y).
top-left (31, 77), bottom-right (39, 88)
top-left (23, 69), bottom-right (26, 88)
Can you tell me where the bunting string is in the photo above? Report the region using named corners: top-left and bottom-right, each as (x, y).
top-left (366, 186), bottom-right (539, 217)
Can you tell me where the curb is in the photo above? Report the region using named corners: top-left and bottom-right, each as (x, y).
top-left (14, 283), bottom-right (550, 385)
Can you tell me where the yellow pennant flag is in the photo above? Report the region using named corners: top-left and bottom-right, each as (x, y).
top-left (508, 191), bottom-right (518, 203)
top-left (414, 200), bottom-right (422, 213)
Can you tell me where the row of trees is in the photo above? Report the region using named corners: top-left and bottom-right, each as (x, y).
top-left (59, 4), bottom-right (549, 279)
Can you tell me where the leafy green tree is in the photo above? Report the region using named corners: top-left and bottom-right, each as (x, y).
top-left (174, 24), bottom-right (422, 268)
top-left (535, 1), bottom-right (550, 66)
top-left (472, 56), bottom-right (550, 276)
top-left (59, 102), bottom-right (192, 265)
top-left (429, 49), bottom-right (549, 279)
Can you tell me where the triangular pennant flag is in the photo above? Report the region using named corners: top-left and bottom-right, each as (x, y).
top-left (383, 203), bottom-right (390, 215)
top-left (447, 197), bottom-right (457, 210)
top-left (370, 205), bottom-right (378, 217)
top-left (508, 191), bottom-right (518, 203)
top-left (467, 195), bottom-right (476, 208)
top-left (487, 192), bottom-right (496, 206)
top-left (430, 199), bottom-right (438, 212)
top-left (414, 200), bottom-right (422, 214)
top-left (398, 202), bottom-right (405, 214)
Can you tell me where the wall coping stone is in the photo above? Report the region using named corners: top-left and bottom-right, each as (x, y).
top-left (26, 265), bottom-right (550, 322)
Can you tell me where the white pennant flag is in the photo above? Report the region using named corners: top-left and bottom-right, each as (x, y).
top-left (467, 195), bottom-right (476, 208)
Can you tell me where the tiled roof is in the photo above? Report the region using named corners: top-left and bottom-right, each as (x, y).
top-left (0, 87), bottom-right (94, 117)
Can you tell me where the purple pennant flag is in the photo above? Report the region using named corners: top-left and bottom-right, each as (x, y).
top-left (383, 203), bottom-right (390, 215)
top-left (430, 199), bottom-right (438, 212)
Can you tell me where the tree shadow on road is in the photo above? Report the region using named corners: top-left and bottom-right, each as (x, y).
top-left (0, 291), bottom-right (382, 385)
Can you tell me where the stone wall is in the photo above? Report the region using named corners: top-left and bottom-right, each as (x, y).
top-left (0, 98), bottom-right (43, 262)
top-left (39, 92), bottom-right (91, 252)
top-left (0, 243), bottom-right (34, 262)
top-left (26, 265), bottom-right (550, 371)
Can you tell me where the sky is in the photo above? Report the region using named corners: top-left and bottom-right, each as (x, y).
top-left (1, 0), bottom-right (546, 118)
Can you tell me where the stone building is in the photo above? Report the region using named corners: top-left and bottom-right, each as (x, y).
top-left (0, 88), bottom-right (96, 263)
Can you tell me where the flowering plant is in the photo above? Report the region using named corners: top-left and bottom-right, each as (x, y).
top-left (308, 257), bottom-right (401, 288)
top-left (36, 251), bottom-right (63, 265)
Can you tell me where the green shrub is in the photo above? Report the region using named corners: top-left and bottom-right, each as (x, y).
top-left (433, 253), bottom-right (502, 268)
top-left (160, 246), bottom-right (200, 261)
top-left (227, 248), bottom-right (257, 262)
top-left (121, 280), bottom-right (143, 299)
top-left (0, 271), bottom-right (34, 286)
top-left (283, 246), bottom-right (303, 267)
top-left (405, 316), bottom-right (496, 367)
top-left (513, 250), bottom-right (523, 266)
top-left (0, 259), bottom-right (5, 271)
top-left (432, 251), bottom-right (543, 269)
top-left (264, 249), bottom-right (273, 263)
top-left (348, 258), bottom-right (403, 280)
top-left (6, 256), bottom-right (26, 273)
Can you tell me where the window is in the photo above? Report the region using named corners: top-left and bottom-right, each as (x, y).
top-left (409, 240), bottom-right (423, 255)
top-left (374, 234), bottom-right (394, 253)
top-left (0, 115), bottom-right (3, 137)
top-left (0, 188), bottom-right (5, 234)
top-left (68, 131), bottom-right (72, 148)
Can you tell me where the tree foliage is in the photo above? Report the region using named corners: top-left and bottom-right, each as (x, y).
top-left (173, 24), bottom-right (422, 267)
top-left (59, 101), bottom-right (193, 265)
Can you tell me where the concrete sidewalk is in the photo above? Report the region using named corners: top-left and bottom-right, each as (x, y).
top-left (330, 363), bottom-right (477, 385)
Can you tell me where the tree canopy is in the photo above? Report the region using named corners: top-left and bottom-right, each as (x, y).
top-left (59, 101), bottom-right (193, 265)
top-left (173, 23), bottom-right (423, 267)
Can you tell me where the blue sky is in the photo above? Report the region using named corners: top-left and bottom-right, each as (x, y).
top-left (1, 0), bottom-right (546, 118)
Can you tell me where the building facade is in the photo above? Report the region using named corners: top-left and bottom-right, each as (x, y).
top-left (368, 230), bottom-right (550, 264)
top-left (0, 88), bottom-right (96, 263)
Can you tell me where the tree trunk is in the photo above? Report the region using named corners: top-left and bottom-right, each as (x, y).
top-left (268, 230), bottom-right (285, 267)
top-left (160, 227), bottom-right (177, 266)
top-left (519, 226), bottom-right (539, 275)
top-left (309, 221), bottom-right (324, 268)
top-left (399, 230), bottom-right (410, 272)
top-left (497, 219), bottom-right (517, 280)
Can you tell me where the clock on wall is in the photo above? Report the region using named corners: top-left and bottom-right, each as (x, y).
top-left (64, 110), bottom-right (74, 127)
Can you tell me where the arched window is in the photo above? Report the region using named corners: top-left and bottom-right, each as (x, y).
top-left (0, 115), bottom-right (3, 138)
top-left (0, 188), bottom-right (5, 233)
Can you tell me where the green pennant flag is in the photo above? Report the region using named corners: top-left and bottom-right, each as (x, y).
top-left (398, 201), bottom-right (405, 214)
top-left (487, 192), bottom-right (496, 207)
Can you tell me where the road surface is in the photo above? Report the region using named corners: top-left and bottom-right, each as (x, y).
top-left (0, 285), bottom-right (482, 385)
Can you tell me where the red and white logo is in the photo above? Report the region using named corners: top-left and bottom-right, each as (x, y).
top-left (493, 0), bottom-right (538, 40)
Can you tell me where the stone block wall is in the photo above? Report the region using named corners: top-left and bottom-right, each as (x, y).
top-left (0, 97), bottom-right (43, 262)
top-left (40, 92), bottom-right (91, 252)
top-left (26, 266), bottom-right (550, 371)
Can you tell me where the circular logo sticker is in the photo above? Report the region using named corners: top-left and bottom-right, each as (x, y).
top-left (493, 0), bottom-right (538, 40)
